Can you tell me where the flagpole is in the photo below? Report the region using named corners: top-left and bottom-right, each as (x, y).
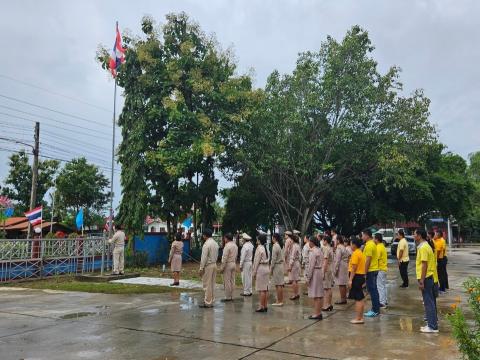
top-left (108, 73), bottom-right (117, 239)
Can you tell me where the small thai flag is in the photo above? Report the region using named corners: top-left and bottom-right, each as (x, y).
top-left (108, 22), bottom-right (125, 77)
top-left (25, 206), bottom-right (42, 226)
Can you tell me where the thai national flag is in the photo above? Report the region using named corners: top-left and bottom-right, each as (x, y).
top-left (25, 206), bottom-right (42, 226)
top-left (108, 22), bottom-right (125, 77)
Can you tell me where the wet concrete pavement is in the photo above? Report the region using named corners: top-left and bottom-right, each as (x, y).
top-left (1, 246), bottom-right (478, 359)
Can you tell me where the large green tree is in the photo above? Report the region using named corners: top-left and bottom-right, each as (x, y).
top-left (222, 175), bottom-right (277, 236)
top-left (97, 13), bottom-right (254, 239)
top-left (55, 157), bottom-right (109, 218)
top-left (236, 26), bottom-right (437, 234)
top-left (1, 150), bottom-right (59, 212)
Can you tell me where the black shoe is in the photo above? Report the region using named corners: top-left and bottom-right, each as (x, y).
top-left (241, 293), bottom-right (252, 297)
top-left (289, 295), bottom-right (300, 300)
top-left (335, 301), bottom-right (347, 305)
top-left (255, 308), bottom-right (266, 312)
top-left (400, 285), bottom-right (408, 288)
top-left (221, 298), bottom-right (233, 302)
top-left (119, 272), bottom-right (124, 275)
top-left (199, 304), bottom-right (213, 308)
top-left (322, 305), bottom-right (333, 312)
top-left (110, 273), bottom-right (119, 276)
top-left (308, 314), bottom-right (323, 320)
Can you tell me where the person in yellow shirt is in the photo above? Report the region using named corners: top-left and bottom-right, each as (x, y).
top-left (396, 229), bottom-right (410, 288)
top-left (427, 231), bottom-right (439, 313)
top-left (434, 231), bottom-right (448, 293)
top-left (414, 229), bottom-right (438, 333)
top-left (375, 233), bottom-right (388, 308)
top-left (348, 237), bottom-right (366, 324)
top-left (362, 229), bottom-right (380, 317)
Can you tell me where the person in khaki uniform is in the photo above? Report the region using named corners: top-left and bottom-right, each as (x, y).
top-left (168, 232), bottom-right (184, 286)
top-left (253, 233), bottom-right (270, 312)
top-left (220, 233), bottom-right (238, 302)
top-left (199, 228), bottom-right (219, 308)
top-left (270, 233), bottom-right (285, 306)
top-left (108, 225), bottom-right (125, 275)
top-left (284, 231), bottom-right (293, 282)
top-left (240, 233), bottom-right (254, 296)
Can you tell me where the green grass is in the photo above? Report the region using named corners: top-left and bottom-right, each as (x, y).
top-left (1, 275), bottom-right (194, 294)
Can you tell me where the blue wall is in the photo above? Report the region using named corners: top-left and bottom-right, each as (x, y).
top-left (134, 233), bottom-right (191, 265)
top-left (134, 233), bottom-right (169, 265)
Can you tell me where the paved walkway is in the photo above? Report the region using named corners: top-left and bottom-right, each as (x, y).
top-left (1, 246), bottom-right (478, 359)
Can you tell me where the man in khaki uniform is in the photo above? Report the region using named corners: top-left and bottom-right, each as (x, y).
top-left (239, 233), bottom-right (253, 296)
top-left (199, 228), bottom-right (219, 308)
top-left (220, 233), bottom-right (238, 301)
top-left (108, 225), bottom-right (126, 275)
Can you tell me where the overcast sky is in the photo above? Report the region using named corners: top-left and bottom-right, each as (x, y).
top-left (1, 0), bottom-right (479, 212)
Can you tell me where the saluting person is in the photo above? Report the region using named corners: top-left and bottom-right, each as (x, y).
top-left (270, 233), bottom-right (285, 306)
top-left (108, 224), bottom-right (126, 276)
top-left (168, 232), bottom-right (184, 286)
top-left (199, 228), bottom-right (219, 308)
top-left (239, 233), bottom-right (254, 296)
top-left (220, 233), bottom-right (238, 302)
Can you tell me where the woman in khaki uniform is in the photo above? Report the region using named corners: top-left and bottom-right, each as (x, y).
top-left (253, 234), bottom-right (270, 312)
top-left (288, 235), bottom-right (301, 300)
top-left (322, 236), bottom-right (334, 311)
top-left (334, 235), bottom-right (349, 304)
top-left (306, 235), bottom-right (324, 320)
top-left (270, 233), bottom-right (285, 306)
top-left (168, 232), bottom-right (184, 286)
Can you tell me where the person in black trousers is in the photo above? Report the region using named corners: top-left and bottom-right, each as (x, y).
top-left (396, 230), bottom-right (410, 288)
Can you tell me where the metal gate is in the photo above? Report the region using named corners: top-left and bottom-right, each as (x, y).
top-left (0, 237), bottom-right (112, 282)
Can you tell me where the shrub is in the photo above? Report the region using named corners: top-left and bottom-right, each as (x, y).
top-left (125, 251), bottom-right (149, 268)
top-left (447, 277), bottom-right (480, 360)
top-left (45, 232), bottom-right (56, 239)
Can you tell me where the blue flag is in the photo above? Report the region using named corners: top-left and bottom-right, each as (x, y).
top-left (182, 216), bottom-right (192, 229)
top-left (76, 209), bottom-right (84, 230)
top-left (4, 207), bottom-right (14, 217)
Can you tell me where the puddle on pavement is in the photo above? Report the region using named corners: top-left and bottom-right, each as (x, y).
top-left (60, 306), bottom-right (111, 319)
top-left (179, 293), bottom-right (196, 310)
top-left (60, 312), bottom-right (96, 319)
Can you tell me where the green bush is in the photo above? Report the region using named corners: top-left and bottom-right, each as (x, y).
top-left (447, 277), bottom-right (480, 360)
top-left (126, 251), bottom-right (149, 268)
top-left (45, 232), bottom-right (56, 239)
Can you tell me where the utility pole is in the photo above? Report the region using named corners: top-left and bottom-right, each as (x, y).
top-left (27, 122), bottom-right (40, 239)
top-left (50, 178), bottom-right (56, 233)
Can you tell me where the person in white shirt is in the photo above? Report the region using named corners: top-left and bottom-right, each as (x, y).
top-left (239, 233), bottom-right (254, 296)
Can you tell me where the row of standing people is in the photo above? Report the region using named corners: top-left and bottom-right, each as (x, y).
top-left (168, 227), bottom-right (444, 332)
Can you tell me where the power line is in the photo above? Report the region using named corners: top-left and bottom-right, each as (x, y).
top-left (0, 113), bottom-right (113, 141)
top-left (41, 143), bottom-right (113, 167)
top-left (0, 105), bottom-right (119, 135)
top-left (0, 93), bottom-right (112, 129)
top-left (0, 74), bottom-right (111, 113)
top-left (0, 121), bottom-right (113, 152)
top-left (0, 145), bottom-right (121, 177)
